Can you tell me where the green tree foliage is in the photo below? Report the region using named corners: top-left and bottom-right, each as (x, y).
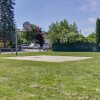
top-left (70, 22), bottom-right (78, 33)
top-left (17, 31), bottom-right (26, 45)
top-left (24, 31), bottom-right (34, 44)
top-left (23, 24), bottom-right (37, 44)
top-left (87, 32), bottom-right (96, 43)
top-left (0, 0), bottom-right (16, 48)
top-left (96, 18), bottom-right (100, 44)
top-left (48, 19), bottom-right (85, 44)
top-left (23, 23), bottom-right (44, 44)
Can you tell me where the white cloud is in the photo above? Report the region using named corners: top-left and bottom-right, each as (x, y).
top-left (79, 0), bottom-right (98, 11)
top-left (88, 17), bottom-right (96, 23)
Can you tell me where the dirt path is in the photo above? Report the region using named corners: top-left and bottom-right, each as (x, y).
top-left (6, 55), bottom-right (93, 62)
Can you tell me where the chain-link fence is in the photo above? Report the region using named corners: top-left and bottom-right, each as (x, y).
top-left (52, 43), bottom-right (100, 52)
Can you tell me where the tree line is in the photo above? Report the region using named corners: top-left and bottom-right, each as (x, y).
top-left (20, 19), bottom-right (98, 45)
top-left (48, 19), bottom-right (97, 44)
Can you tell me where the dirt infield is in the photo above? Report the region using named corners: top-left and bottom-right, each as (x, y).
top-left (6, 55), bottom-right (93, 62)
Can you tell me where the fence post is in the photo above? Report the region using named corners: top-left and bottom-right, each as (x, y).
top-left (11, 49), bottom-right (13, 54)
top-left (0, 50), bottom-right (1, 54)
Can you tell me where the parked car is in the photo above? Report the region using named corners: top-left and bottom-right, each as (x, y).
top-left (29, 43), bottom-right (40, 49)
top-left (43, 43), bottom-right (50, 50)
top-left (21, 44), bottom-right (29, 49)
top-left (29, 43), bottom-right (50, 50)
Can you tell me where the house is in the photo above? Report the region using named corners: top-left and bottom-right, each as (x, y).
top-left (0, 39), bottom-right (9, 48)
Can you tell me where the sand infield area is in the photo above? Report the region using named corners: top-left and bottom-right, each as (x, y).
top-left (6, 55), bottom-right (93, 62)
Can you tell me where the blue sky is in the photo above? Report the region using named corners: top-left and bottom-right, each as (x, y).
top-left (15, 0), bottom-right (100, 36)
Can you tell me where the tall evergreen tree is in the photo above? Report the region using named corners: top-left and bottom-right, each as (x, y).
top-left (0, 0), bottom-right (15, 48)
top-left (96, 18), bottom-right (100, 44)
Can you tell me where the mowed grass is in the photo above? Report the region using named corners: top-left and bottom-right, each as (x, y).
top-left (0, 52), bottom-right (100, 100)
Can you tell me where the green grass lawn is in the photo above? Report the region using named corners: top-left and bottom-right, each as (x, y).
top-left (0, 52), bottom-right (100, 100)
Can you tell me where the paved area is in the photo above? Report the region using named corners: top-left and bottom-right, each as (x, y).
top-left (1, 49), bottom-right (46, 54)
top-left (6, 55), bottom-right (93, 62)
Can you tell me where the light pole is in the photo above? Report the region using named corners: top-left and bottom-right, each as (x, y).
top-left (15, 31), bottom-right (18, 56)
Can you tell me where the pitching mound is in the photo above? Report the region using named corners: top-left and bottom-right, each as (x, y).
top-left (6, 55), bottom-right (93, 62)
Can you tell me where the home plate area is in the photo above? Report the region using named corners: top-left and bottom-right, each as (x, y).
top-left (6, 55), bottom-right (93, 62)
